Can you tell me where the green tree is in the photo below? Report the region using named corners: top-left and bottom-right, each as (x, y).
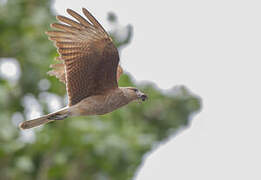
top-left (0, 0), bottom-right (201, 179)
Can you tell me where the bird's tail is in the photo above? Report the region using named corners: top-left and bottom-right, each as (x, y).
top-left (19, 107), bottom-right (69, 130)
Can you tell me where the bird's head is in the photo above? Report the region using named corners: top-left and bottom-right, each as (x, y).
top-left (122, 87), bottom-right (148, 102)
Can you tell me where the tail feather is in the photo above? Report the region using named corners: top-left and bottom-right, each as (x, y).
top-left (19, 108), bottom-right (69, 129)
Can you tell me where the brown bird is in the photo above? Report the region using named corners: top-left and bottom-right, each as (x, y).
top-left (19, 8), bottom-right (147, 129)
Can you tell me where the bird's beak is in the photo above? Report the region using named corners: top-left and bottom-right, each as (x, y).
top-left (141, 94), bottom-right (148, 101)
top-left (138, 92), bottom-right (148, 101)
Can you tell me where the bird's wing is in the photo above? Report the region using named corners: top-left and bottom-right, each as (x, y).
top-left (47, 61), bottom-right (66, 83)
top-left (48, 62), bottom-right (123, 83)
top-left (46, 8), bottom-right (120, 106)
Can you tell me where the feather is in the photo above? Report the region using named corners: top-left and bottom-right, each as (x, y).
top-left (51, 23), bottom-right (78, 33)
top-left (56, 15), bottom-right (84, 29)
top-left (82, 8), bottom-right (107, 34)
top-left (19, 108), bottom-right (69, 129)
top-left (66, 9), bottom-right (92, 27)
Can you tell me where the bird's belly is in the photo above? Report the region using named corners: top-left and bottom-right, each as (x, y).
top-left (92, 103), bottom-right (113, 115)
top-left (71, 96), bottom-right (126, 116)
top-left (94, 101), bottom-right (125, 115)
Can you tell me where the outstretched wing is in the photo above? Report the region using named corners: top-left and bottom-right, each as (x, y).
top-left (46, 8), bottom-right (120, 106)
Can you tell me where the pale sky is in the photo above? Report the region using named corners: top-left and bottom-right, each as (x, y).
top-left (53, 0), bottom-right (261, 179)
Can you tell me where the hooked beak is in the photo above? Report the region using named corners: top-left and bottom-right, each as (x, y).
top-left (138, 92), bottom-right (148, 101)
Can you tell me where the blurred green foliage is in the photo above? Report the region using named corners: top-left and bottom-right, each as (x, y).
top-left (0, 0), bottom-right (201, 179)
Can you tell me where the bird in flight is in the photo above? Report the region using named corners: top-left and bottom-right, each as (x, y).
top-left (19, 8), bottom-right (147, 129)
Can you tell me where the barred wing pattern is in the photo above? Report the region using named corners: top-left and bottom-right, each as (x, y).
top-left (46, 8), bottom-right (120, 106)
top-left (47, 60), bottom-right (123, 84)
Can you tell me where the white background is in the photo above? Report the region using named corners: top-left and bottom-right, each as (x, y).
top-left (53, 0), bottom-right (261, 179)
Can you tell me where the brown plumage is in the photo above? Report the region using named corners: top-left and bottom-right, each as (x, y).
top-left (19, 8), bottom-right (147, 130)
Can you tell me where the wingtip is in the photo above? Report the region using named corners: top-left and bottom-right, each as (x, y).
top-left (66, 8), bottom-right (74, 14)
top-left (55, 57), bottom-right (63, 61)
top-left (45, 30), bottom-right (54, 35)
top-left (82, 8), bottom-right (90, 15)
top-left (56, 15), bottom-right (62, 21)
top-left (50, 23), bottom-right (56, 28)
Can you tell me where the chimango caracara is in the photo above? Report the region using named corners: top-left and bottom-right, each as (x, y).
top-left (19, 8), bottom-right (147, 129)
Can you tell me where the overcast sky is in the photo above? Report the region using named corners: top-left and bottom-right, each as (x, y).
top-left (53, 0), bottom-right (261, 179)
